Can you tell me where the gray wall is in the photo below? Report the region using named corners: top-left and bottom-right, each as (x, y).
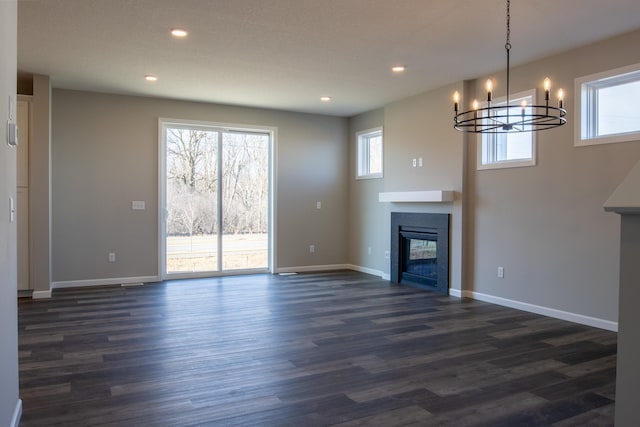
top-left (348, 83), bottom-right (465, 291)
top-left (348, 108), bottom-right (385, 272)
top-left (466, 29), bottom-right (640, 323)
top-left (349, 28), bottom-right (640, 325)
top-left (52, 90), bottom-right (348, 282)
top-left (0, 1), bottom-right (20, 425)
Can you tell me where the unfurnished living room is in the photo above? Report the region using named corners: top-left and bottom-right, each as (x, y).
top-left (2, 0), bottom-right (640, 426)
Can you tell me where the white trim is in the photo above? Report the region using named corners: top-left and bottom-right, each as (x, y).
top-left (477, 89), bottom-right (537, 170)
top-left (276, 264), bottom-right (390, 280)
top-left (157, 119), bottom-right (166, 279)
top-left (10, 399), bottom-right (22, 427)
top-left (355, 126), bottom-right (383, 179)
top-left (32, 290), bottom-right (52, 299)
top-left (51, 276), bottom-right (159, 290)
top-left (448, 288), bottom-right (462, 298)
top-left (575, 132), bottom-right (640, 147)
top-left (270, 128), bottom-right (278, 274)
top-left (346, 264), bottom-right (386, 279)
top-left (158, 118), bottom-right (276, 279)
top-left (378, 191), bottom-right (454, 203)
top-left (463, 290), bottom-right (618, 332)
top-left (574, 62), bottom-right (640, 147)
top-left (164, 269), bottom-right (268, 281)
top-left (275, 264), bottom-right (353, 274)
top-left (477, 157), bottom-right (535, 170)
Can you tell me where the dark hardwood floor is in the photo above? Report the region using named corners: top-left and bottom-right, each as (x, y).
top-left (18, 271), bottom-right (616, 426)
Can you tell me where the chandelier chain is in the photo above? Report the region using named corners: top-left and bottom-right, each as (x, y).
top-left (505, 0), bottom-right (511, 51)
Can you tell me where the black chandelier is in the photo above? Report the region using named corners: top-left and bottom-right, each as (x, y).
top-left (453, 0), bottom-right (567, 133)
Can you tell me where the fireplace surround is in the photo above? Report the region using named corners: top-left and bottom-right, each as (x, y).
top-left (390, 212), bottom-right (450, 295)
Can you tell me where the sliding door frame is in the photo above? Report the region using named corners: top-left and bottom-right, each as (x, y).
top-left (158, 118), bottom-right (277, 280)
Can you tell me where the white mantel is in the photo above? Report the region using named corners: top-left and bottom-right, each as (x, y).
top-left (378, 190), bottom-right (455, 203)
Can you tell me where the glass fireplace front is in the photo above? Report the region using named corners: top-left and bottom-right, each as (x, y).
top-left (400, 231), bottom-right (438, 287)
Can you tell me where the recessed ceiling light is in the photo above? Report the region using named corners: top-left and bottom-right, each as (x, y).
top-left (170, 28), bottom-right (188, 37)
top-left (320, 96), bottom-right (332, 102)
top-left (144, 74), bottom-right (158, 82)
top-left (391, 65), bottom-right (406, 73)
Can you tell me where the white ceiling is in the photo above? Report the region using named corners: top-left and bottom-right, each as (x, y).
top-left (17, 0), bottom-right (640, 117)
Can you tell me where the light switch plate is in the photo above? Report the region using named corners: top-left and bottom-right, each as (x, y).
top-left (7, 121), bottom-right (17, 147)
top-left (9, 196), bottom-right (15, 223)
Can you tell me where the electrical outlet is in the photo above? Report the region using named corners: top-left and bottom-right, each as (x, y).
top-left (498, 266), bottom-right (504, 278)
top-left (367, 247), bottom-right (372, 256)
top-left (384, 250), bottom-right (390, 259)
top-left (309, 245), bottom-right (315, 253)
top-left (412, 158), bottom-right (417, 167)
top-left (109, 252), bottom-right (116, 262)
top-left (316, 201), bottom-right (321, 209)
top-left (132, 200), bottom-right (146, 210)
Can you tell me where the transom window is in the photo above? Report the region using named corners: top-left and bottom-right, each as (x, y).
top-left (478, 89), bottom-right (536, 170)
top-left (356, 127), bottom-right (383, 179)
top-left (575, 63), bottom-right (640, 146)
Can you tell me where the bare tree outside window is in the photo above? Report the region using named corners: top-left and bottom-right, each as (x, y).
top-left (165, 126), bottom-right (269, 273)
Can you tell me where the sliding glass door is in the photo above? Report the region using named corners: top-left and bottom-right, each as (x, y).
top-left (160, 120), bottom-right (272, 278)
top-left (221, 132), bottom-right (269, 270)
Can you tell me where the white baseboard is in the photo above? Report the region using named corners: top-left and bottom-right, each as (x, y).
top-left (275, 264), bottom-right (392, 281)
top-left (11, 399), bottom-right (22, 427)
top-left (449, 288), bottom-right (462, 298)
top-left (275, 264), bottom-right (352, 274)
top-left (32, 290), bottom-right (52, 299)
top-left (51, 276), bottom-right (159, 290)
top-left (346, 264), bottom-right (387, 279)
top-left (463, 290), bottom-right (618, 332)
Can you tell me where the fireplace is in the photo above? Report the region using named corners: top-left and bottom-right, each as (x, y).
top-left (390, 212), bottom-right (449, 295)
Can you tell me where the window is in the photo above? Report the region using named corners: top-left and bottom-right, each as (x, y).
top-left (575, 63), bottom-right (640, 146)
top-left (478, 89), bottom-right (536, 170)
top-left (356, 127), bottom-right (383, 179)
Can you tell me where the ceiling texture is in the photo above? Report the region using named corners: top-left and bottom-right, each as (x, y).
top-left (17, 0), bottom-right (640, 117)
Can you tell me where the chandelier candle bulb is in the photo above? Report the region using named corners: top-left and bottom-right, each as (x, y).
top-left (558, 89), bottom-right (564, 109)
top-left (453, 91), bottom-right (460, 113)
top-left (472, 100), bottom-right (479, 131)
top-left (486, 79), bottom-right (493, 102)
top-left (544, 77), bottom-right (551, 102)
top-left (521, 99), bottom-right (527, 116)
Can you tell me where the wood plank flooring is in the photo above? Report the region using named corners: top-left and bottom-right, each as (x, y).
top-left (18, 271), bottom-right (617, 426)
